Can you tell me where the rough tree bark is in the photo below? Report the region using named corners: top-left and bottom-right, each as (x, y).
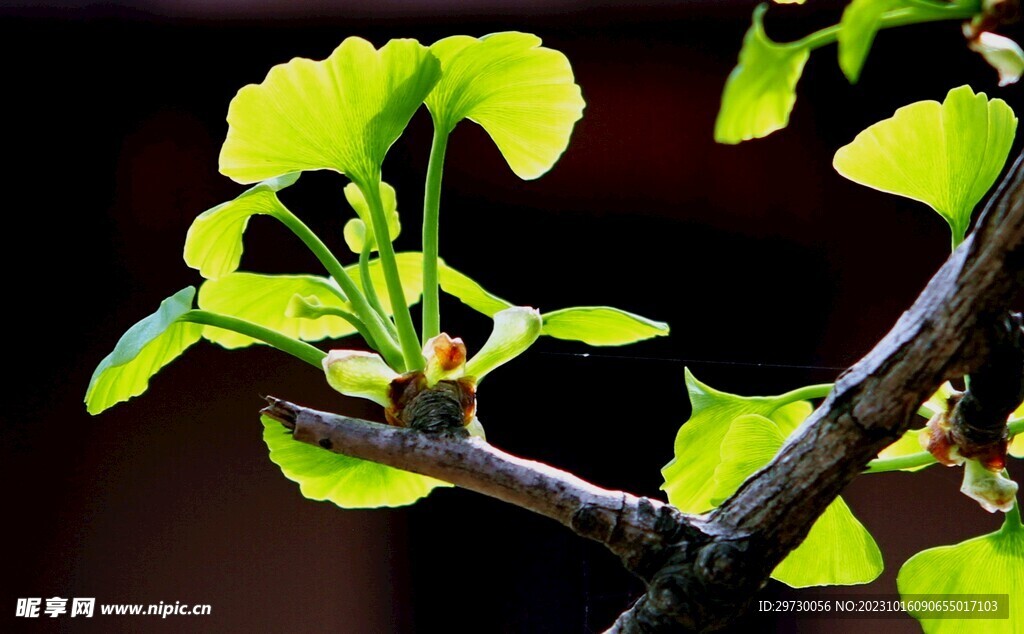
top-left (263, 152), bottom-right (1024, 632)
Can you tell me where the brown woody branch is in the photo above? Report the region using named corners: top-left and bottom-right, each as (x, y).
top-left (265, 151), bottom-right (1024, 633)
top-left (261, 397), bottom-right (699, 578)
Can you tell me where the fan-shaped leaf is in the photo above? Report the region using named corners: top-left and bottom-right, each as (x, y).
top-left (262, 415), bottom-right (450, 508)
top-left (86, 288), bottom-right (203, 414)
top-left (834, 85), bottom-right (1017, 244)
top-left (184, 173), bottom-right (299, 280)
top-left (426, 32), bottom-right (585, 179)
top-left (898, 521), bottom-right (1023, 632)
top-left (220, 38), bottom-right (441, 185)
top-left (715, 5), bottom-right (810, 144)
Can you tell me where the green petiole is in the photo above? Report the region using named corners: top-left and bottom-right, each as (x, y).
top-left (1002, 492), bottom-right (1022, 533)
top-left (356, 172), bottom-right (425, 371)
top-left (421, 127), bottom-right (451, 345)
top-left (181, 310), bottom-right (326, 368)
top-left (865, 418), bottom-right (1024, 474)
top-left (794, 1), bottom-right (982, 52)
top-left (359, 239), bottom-right (399, 341)
top-left (272, 206), bottom-right (406, 371)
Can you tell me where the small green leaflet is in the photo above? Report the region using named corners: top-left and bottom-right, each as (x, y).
top-left (198, 274), bottom-right (352, 348)
top-left (262, 415), bottom-right (451, 508)
top-left (838, 0), bottom-right (903, 83)
top-left (541, 307), bottom-right (669, 346)
top-left (897, 514), bottom-right (1023, 633)
top-left (426, 32), bottom-right (585, 180)
top-left (714, 4), bottom-right (810, 144)
top-left (85, 287), bottom-right (203, 415)
top-left (464, 307), bottom-right (542, 382)
top-left (196, 253), bottom-right (425, 349)
top-left (342, 181), bottom-right (401, 253)
top-left (184, 173), bottom-right (300, 280)
top-left (834, 85), bottom-right (1017, 246)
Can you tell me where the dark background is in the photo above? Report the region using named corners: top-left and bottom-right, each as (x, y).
top-left (3, 1), bottom-right (1022, 632)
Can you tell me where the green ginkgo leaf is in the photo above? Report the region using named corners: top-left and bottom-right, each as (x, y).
top-left (86, 287), bottom-right (203, 414)
top-left (184, 173), bottom-right (300, 280)
top-left (426, 32), bottom-right (585, 179)
top-left (710, 414), bottom-right (787, 506)
top-left (220, 37), bottom-right (441, 186)
top-left (711, 414), bottom-right (882, 587)
top-left (342, 181), bottom-right (401, 253)
top-left (196, 254), bottom-right (425, 349)
top-left (198, 274), bottom-right (352, 348)
top-left (438, 264), bottom-right (514, 316)
top-left (714, 4), bottom-right (810, 144)
top-left (772, 496), bottom-right (883, 587)
top-left (834, 85), bottom-right (1017, 244)
top-left (897, 519), bottom-right (1023, 632)
top-left (541, 307), bottom-right (669, 346)
top-left (262, 415), bottom-right (451, 508)
top-left (465, 306), bottom-right (543, 382)
top-left (838, 0), bottom-right (903, 84)
top-left (662, 369), bottom-right (816, 513)
top-left (437, 263), bottom-right (668, 345)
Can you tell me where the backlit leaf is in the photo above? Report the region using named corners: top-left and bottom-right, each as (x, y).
top-left (710, 414), bottom-right (882, 587)
top-left (220, 38), bottom-right (441, 185)
top-left (714, 5), bottom-right (810, 144)
top-left (196, 254), bottom-right (424, 349)
top-left (342, 181), bottom-right (401, 253)
top-left (838, 0), bottom-right (903, 84)
top-left (662, 369), bottom-right (814, 513)
top-left (86, 288), bottom-right (203, 414)
top-left (198, 274), bottom-right (351, 348)
top-left (834, 85), bottom-right (1017, 244)
top-left (898, 520), bottom-right (1024, 632)
top-left (772, 497), bottom-right (883, 587)
top-left (465, 306), bottom-right (542, 382)
top-left (540, 307), bottom-right (669, 346)
top-left (426, 32), bottom-right (585, 179)
top-left (183, 173), bottom-right (299, 280)
top-left (262, 415), bottom-right (450, 508)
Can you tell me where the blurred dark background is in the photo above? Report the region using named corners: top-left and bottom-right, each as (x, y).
top-left (3, 1), bottom-right (1022, 632)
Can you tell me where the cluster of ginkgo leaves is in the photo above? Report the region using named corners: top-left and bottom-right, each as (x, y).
top-left (85, 32), bottom-right (670, 509)
top-left (715, 0), bottom-right (1023, 144)
top-left (676, 79), bottom-right (1022, 632)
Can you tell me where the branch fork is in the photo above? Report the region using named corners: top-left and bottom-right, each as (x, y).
top-left (266, 152), bottom-right (1024, 632)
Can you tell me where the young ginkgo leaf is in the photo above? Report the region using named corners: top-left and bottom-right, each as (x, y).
top-left (426, 32), bottom-right (585, 180)
top-left (662, 369), bottom-right (815, 512)
top-left (86, 287), bottom-right (203, 414)
top-left (541, 307), bottom-right (669, 346)
top-left (465, 307), bottom-right (543, 382)
top-left (833, 85), bottom-right (1017, 245)
top-left (220, 37), bottom-right (441, 186)
top-left (198, 274), bottom-right (352, 348)
top-left (438, 262), bottom-right (669, 345)
top-left (897, 519), bottom-right (1023, 632)
top-left (196, 254), bottom-right (425, 349)
top-left (711, 414), bottom-right (882, 587)
top-left (184, 173), bottom-right (299, 280)
top-left (343, 181), bottom-right (400, 253)
top-left (262, 415), bottom-right (450, 508)
top-left (838, 0), bottom-right (904, 84)
top-left (714, 4), bottom-right (810, 144)
top-left (771, 496), bottom-right (884, 587)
